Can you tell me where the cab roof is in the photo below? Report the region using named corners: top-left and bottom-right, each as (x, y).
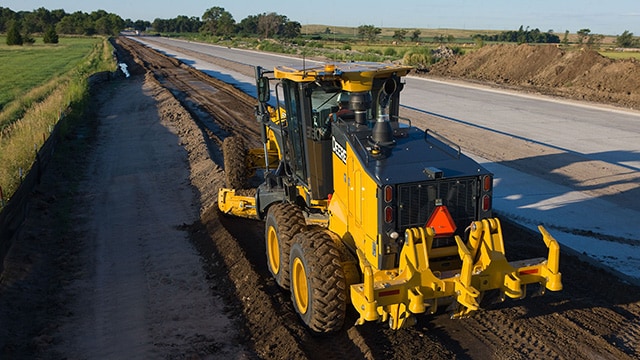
top-left (273, 62), bottom-right (413, 92)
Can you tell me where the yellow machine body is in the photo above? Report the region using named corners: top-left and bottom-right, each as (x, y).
top-left (218, 61), bottom-right (562, 331)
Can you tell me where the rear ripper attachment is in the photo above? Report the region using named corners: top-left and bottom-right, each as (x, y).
top-left (218, 61), bottom-right (563, 331)
top-left (350, 217), bottom-right (562, 330)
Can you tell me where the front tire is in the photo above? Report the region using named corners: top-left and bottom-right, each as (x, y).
top-left (290, 229), bottom-right (346, 333)
top-left (265, 203), bottom-right (306, 289)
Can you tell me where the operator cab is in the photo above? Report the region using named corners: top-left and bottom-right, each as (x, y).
top-left (268, 66), bottom-right (407, 206)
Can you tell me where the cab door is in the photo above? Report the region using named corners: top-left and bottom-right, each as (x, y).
top-left (282, 80), bottom-right (308, 184)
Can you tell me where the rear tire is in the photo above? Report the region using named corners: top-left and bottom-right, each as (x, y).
top-left (265, 203), bottom-right (306, 289)
top-left (222, 136), bottom-right (248, 189)
top-left (289, 229), bottom-right (346, 333)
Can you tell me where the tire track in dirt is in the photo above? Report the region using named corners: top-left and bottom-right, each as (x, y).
top-left (118, 37), bottom-right (261, 149)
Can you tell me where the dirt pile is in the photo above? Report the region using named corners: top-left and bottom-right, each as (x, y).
top-left (427, 44), bottom-right (640, 109)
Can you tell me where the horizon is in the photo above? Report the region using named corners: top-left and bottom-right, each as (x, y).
top-left (2, 1), bottom-right (639, 36)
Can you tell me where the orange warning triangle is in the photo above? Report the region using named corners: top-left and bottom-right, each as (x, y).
top-left (425, 206), bottom-right (457, 237)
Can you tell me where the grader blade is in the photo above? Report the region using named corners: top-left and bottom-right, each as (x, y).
top-left (217, 188), bottom-right (258, 219)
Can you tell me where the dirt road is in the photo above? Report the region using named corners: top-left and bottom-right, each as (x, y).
top-left (54, 73), bottom-right (252, 358)
top-left (1, 37), bottom-right (639, 359)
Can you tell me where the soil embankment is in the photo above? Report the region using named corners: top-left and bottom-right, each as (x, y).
top-left (426, 43), bottom-right (640, 110)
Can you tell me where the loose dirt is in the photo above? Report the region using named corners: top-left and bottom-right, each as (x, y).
top-left (426, 43), bottom-right (640, 110)
top-left (0, 37), bottom-right (639, 359)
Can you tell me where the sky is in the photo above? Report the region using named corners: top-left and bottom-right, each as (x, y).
top-left (2, 0), bottom-right (640, 35)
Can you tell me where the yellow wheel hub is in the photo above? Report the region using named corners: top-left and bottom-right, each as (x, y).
top-left (292, 257), bottom-right (309, 314)
top-left (267, 226), bottom-right (280, 274)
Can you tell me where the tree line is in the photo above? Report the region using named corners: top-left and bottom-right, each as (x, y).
top-left (474, 26), bottom-right (560, 44)
top-left (150, 7), bottom-right (301, 39)
top-left (1, 6), bottom-right (302, 44)
top-left (1, 7), bottom-right (125, 44)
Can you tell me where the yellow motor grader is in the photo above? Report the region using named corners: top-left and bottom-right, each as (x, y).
top-left (218, 62), bottom-right (562, 332)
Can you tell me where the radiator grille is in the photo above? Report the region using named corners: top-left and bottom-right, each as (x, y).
top-left (397, 178), bottom-right (477, 236)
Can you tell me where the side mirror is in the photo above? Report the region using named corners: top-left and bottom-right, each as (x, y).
top-left (257, 77), bottom-right (270, 103)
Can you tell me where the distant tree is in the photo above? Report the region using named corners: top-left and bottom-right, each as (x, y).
top-left (576, 28), bottom-right (591, 44)
top-left (152, 17), bottom-right (200, 33)
top-left (21, 10), bottom-right (40, 33)
top-left (517, 25), bottom-right (528, 43)
top-left (55, 11), bottom-right (86, 34)
top-left (255, 12), bottom-right (297, 39)
top-left (357, 24), bottom-right (381, 42)
top-left (257, 12), bottom-right (281, 38)
top-left (55, 10), bottom-right (122, 35)
top-left (201, 6), bottom-right (235, 37)
top-left (281, 20), bottom-right (301, 39)
top-left (133, 19), bottom-right (150, 32)
top-left (6, 20), bottom-right (22, 45)
top-left (562, 30), bottom-right (569, 46)
top-left (174, 15), bottom-right (200, 32)
top-left (101, 13), bottom-right (121, 35)
top-left (94, 17), bottom-right (111, 35)
top-left (410, 29), bottom-right (421, 42)
top-left (586, 33), bottom-right (604, 49)
top-left (616, 30), bottom-right (638, 48)
top-left (22, 32), bottom-right (35, 45)
top-left (324, 27), bottom-right (331, 34)
top-left (151, 18), bottom-right (166, 32)
top-left (23, 7), bottom-right (61, 33)
top-left (237, 15), bottom-right (259, 36)
top-left (51, 9), bottom-right (66, 23)
top-left (43, 26), bottom-right (59, 43)
top-left (392, 29), bottom-right (407, 42)
top-left (0, 7), bottom-right (18, 33)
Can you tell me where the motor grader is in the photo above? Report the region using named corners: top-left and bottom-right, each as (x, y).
top-left (218, 62), bottom-right (562, 332)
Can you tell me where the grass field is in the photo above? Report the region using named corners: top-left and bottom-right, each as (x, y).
top-left (301, 24), bottom-right (498, 41)
top-left (599, 51), bottom-right (640, 60)
top-left (0, 37), bottom-right (102, 112)
top-left (0, 36), bottom-right (115, 204)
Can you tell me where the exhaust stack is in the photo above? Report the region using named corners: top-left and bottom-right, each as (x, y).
top-left (349, 92), bottom-right (371, 125)
top-left (371, 78), bottom-right (398, 147)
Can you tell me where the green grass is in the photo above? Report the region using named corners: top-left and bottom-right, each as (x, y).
top-left (599, 51), bottom-right (640, 60)
top-left (0, 36), bottom-right (115, 204)
top-left (301, 25), bottom-right (499, 41)
top-left (0, 37), bottom-right (100, 115)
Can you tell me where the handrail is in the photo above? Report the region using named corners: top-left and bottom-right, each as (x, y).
top-left (352, 134), bottom-right (371, 165)
top-left (391, 115), bottom-right (412, 128)
top-left (424, 129), bottom-right (461, 159)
